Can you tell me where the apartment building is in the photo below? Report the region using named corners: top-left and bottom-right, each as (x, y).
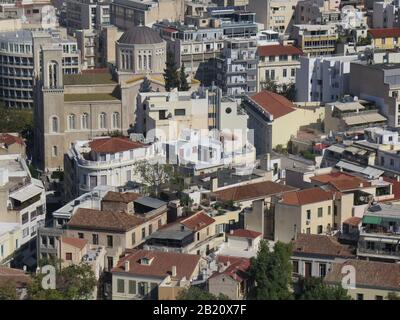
top-left (248, 0), bottom-right (299, 34)
top-left (0, 30), bottom-right (80, 109)
top-left (373, 0), bottom-right (400, 28)
top-left (368, 28), bottom-right (400, 50)
top-left (296, 54), bottom-right (359, 103)
top-left (111, 249), bottom-right (203, 300)
top-left (257, 44), bottom-right (303, 87)
top-left (215, 37), bottom-right (258, 97)
top-left (0, 223), bottom-right (21, 265)
top-left (295, 0), bottom-right (340, 25)
top-left (110, 0), bottom-right (184, 29)
top-left (291, 24), bottom-right (338, 56)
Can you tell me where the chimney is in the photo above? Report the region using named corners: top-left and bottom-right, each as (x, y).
top-left (172, 265), bottom-right (177, 277)
top-left (124, 260), bottom-right (130, 271)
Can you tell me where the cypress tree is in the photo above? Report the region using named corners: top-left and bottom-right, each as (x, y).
top-left (163, 50), bottom-right (179, 91)
top-left (179, 64), bottom-right (190, 91)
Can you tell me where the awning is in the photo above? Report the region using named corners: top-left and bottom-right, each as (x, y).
top-left (362, 215), bottom-right (382, 225)
top-left (9, 184), bottom-right (43, 203)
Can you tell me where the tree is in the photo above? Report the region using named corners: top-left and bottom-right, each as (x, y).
top-left (177, 287), bottom-right (229, 300)
top-left (296, 277), bottom-right (351, 300)
top-left (0, 280), bottom-right (18, 300)
top-left (179, 64), bottom-right (190, 91)
top-left (260, 79), bottom-right (296, 102)
top-left (260, 78), bottom-right (278, 92)
top-left (163, 50), bottom-right (179, 91)
top-left (139, 77), bottom-right (152, 93)
top-left (133, 160), bottom-right (174, 197)
top-left (28, 263), bottom-right (97, 300)
top-left (248, 241), bottom-right (293, 300)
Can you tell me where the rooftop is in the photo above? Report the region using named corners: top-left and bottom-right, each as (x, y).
top-left (228, 229), bottom-right (262, 239)
top-left (102, 191), bottom-right (141, 203)
top-left (0, 266), bottom-right (31, 288)
top-left (181, 211), bottom-right (215, 231)
top-left (310, 171), bottom-right (371, 192)
top-left (64, 93), bottom-right (120, 102)
top-left (0, 133), bottom-right (24, 146)
top-left (248, 91), bottom-right (296, 120)
top-left (119, 26), bottom-right (164, 45)
top-left (257, 44), bottom-right (303, 57)
top-left (280, 187), bottom-right (336, 206)
top-left (63, 71), bottom-right (117, 86)
top-left (89, 137), bottom-right (146, 154)
top-left (61, 237), bottom-right (88, 250)
top-left (210, 255), bottom-right (251, 283)
top-left (368, 28), bottom-right (400, 38)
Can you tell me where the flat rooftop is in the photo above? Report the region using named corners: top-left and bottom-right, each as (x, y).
top-left (148, 224), bottom-right (192, 241)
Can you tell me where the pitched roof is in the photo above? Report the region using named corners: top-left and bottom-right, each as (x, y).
top-left (102, 191), bottom-right (141, 203)
top-left (292, 234), bottom-right (355, 258)
top-left (310, 172), bottom-right (371, 191)
top-left (257, 44), bottom-right (303, 57)
top-left (249, 91), bottom-right (296, 119)
top-left (0, 133), bottom-right (25, 146)
top-left (325, 259), bottom-right (400, 290)
top-left (280, 187), bottom-right (336, 206)
top-left (89, 137), bottom-right (145, 154)
top-left (368, 28), bottom-right (400, 38)
top-left (61, 237), bottom-right (88, 250)
top-left (67, 208), bottom-right (144, 232)
top-left (0, 266), bottom-right (31, 288)
top-left (112, 249), bottom-right (201, 280)
top-left (210, 256), bottom-right (251, 283)
top-left (214, 180), bottom-right (297, 202)
top-left (229, 229), bottom-right (262, 239)
top-left (343, 216), bottom-right (362, 227)
top-left (181, 211), bottom-right (215, 231)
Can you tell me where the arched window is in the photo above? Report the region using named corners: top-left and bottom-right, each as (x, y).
top-left (122, 53), bottom-right (126, 70)
top-left (99, 112), bottom-right (107, 129)
top-left (68, 114), bottom-right (76, 130)
top-left (51, 116), bottom-right (58, 133)
top-left (112, 112), bottom-right (120, 129)
top-left (138, 55), bottom-right (142, 69)
top-left (48, 61), bottom-right (58, 88)
top-left (148, 55), bottom-right (152, 70)
top-left (143, 55), bottom-right (147, 69)
top-left (82, 113), bottom-right (89, 130)
top-left (129, 53), bottom-right (133, 70)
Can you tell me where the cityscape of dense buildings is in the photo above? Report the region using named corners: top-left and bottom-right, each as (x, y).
top-left (0, 0), bottom-right (400, 304)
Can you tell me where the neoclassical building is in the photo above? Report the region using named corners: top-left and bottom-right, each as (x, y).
top-left (116, 26), bottom-right (166, 78)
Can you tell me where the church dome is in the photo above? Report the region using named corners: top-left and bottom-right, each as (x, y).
top-left (118, 26), bottom-right (163, 45)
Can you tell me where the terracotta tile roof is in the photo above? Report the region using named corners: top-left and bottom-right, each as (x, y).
top-left (343, 216), bottom-right (362, 227)
top-left (61, 237), bottom-right (88, 250)
top-left (325, 259), bottom-right (400, 290)
top-left (249, 91), bottom-right (296, 119)
top-left (310, 172), bottom-right (371, 191)
top-left (89, 137), bottom-right (146, 154)
top-left (280, 187), bottom-right (336, 206)
top-left (67, 208), bottom-right (144, 232)
top-left (229, 229), bottom-right (262, 239)
top-left (181, 211), bottom-right (215, 231)
top-left (0, 133), bottom-right (25, 146)
top-left (368, 28), bottom-right (400, 38)
top-left (292, 234), bottom-right (355, 258)
top-left (0, 266), bottom-right (31, 288)
top-left (102, 191), bottom-right (141, 203)
top-left (112, 249), bottom-right (201, 280)
top-left (214, 180), bottom-right (297, 202)
top-left (257, 44), bottom-right (303, 57)
top-left (210, 255), bottom-right (251, 283)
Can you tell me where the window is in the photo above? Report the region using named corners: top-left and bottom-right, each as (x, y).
top-left (375, 295), bottom-right (383, 300)
top-left (269, 56), bottom-right (275, 62)
top-left (22, 213), bottom-right (29, 224)
top-left (117, 279), bottom-right (125, 293)
top-left (66, 252), bottom-right (72, 261)
top-left (99, 112), bottom-right (107, 129)
top-left (291, 68), bottom-right (295, 77)
top-left (107, 257), bottom-right (113, 271)
top-left (357, 293), bottom-right (364, 300)
top-left (317, 225), bottom-right (323, 234)
top-left (148, 224), bottom-right (152, 235)
top-left (292, 260), bottom-right (299, 274)
top-left (78, 233), bottom-right (84, 239)
top-left (100, 175), bottom-right (107, 185)
top-left (382, 38), bottom-right (386, 45)
top-left (328, 206), bottom-right (331, 215)
top-left (306, 227), bottom-right (311, 234)
top-left (197, 232), bottom-right (200, 241)
top-left (51, 116), bottom-right (59, 132)
top-left (283, 69), bottom-right (287, 77)
top-left (107, 235), bottom-right (113, 248)
top-left (90, 176), bottom-right (98, 188)
top-left (129, 280), bottom-right (136, 294)
top-left (112, 112), bottom-right (120, 129)
top-left (92, 234), bottom-right (99, 245)
top-left (306, 210), bottom-right (311, 220)
top-left (174, 109), bottom-right (186, 116)
top-left (82, 113), bottom-right (89, 129)
top-left (141, 227), bottom-right (146, 239)
top-left (52, 146), bottom-right (58, 157)
top-left (319, 263), bottom-right (326, 277)
top-left (131, 232), bottom-right (136, 246)
top-left (318, 207), bottom-right (323, 218)
top-left (138, 282), bottom-right (149, 296)
top-left (158, 219), bottom-right (162, 228)
top-left (68, 114), bottom-right (76, 130)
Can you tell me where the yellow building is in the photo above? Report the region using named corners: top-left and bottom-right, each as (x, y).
top-left (325, 259), bottom-right (400, 300)
top-left (0, 223), bottom-right (21, 265)
top-left (369, 28), bottom-right (400, 50)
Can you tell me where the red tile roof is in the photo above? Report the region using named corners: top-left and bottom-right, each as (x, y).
top-left (61, 237), bottom-right (88, 250)
top-left (0, 133), bottom-right (25, 146)
top-left (102, 191), bottom-right (141, 203)
top-left (280, 187), bottom-right (336, 206)
top-left (0, 266), bottom-right (31, 288)
top-left (89, 137), bottom-right (146, 154)
top-left (368, 28), bottom-right (400, 38)
top-left (310, 172), bottom-right (371, 191)
top-left (229, 229), bottom-right (262, 239)
top-left (383, 176), bottom-right (400, 201)
top-left (343, 216), bottom-right (362, 227)
top-left (214, 180), bottom-right (297, 202)
top-left (257, 44), bottom-right (303, 57)
top-left (112, 249), bottom-right (201, 280)
top-left (249, 91), bottom-right (296, 119)
top-left (181, 211), bottom-right (215, 231)
top-left (210, 256), bottom-right (251, 283)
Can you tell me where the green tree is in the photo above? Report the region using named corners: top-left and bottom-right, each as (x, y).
top-left (28, 263), bottom-right (97, 300)
top-left (163, 50), bottom-right (180, 91)
top-left (260, 78), bottom-right (278, 92)
top-left (133, 160), bottom-right (174, 197)
top-left (177, 287), bottom-right (229, 300)
top-left (248, 241), bottom-right (293, 300)
top-left (260, 80), bottom-right (296, 101)
top-left (179, 64), bottom-right (190, 91)
top-left (0, 280), bottom-right (18, 300)
top-left (139, 77), bottom-right (152, 92)
top-left (297, 277), bottom-right (351, 300)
